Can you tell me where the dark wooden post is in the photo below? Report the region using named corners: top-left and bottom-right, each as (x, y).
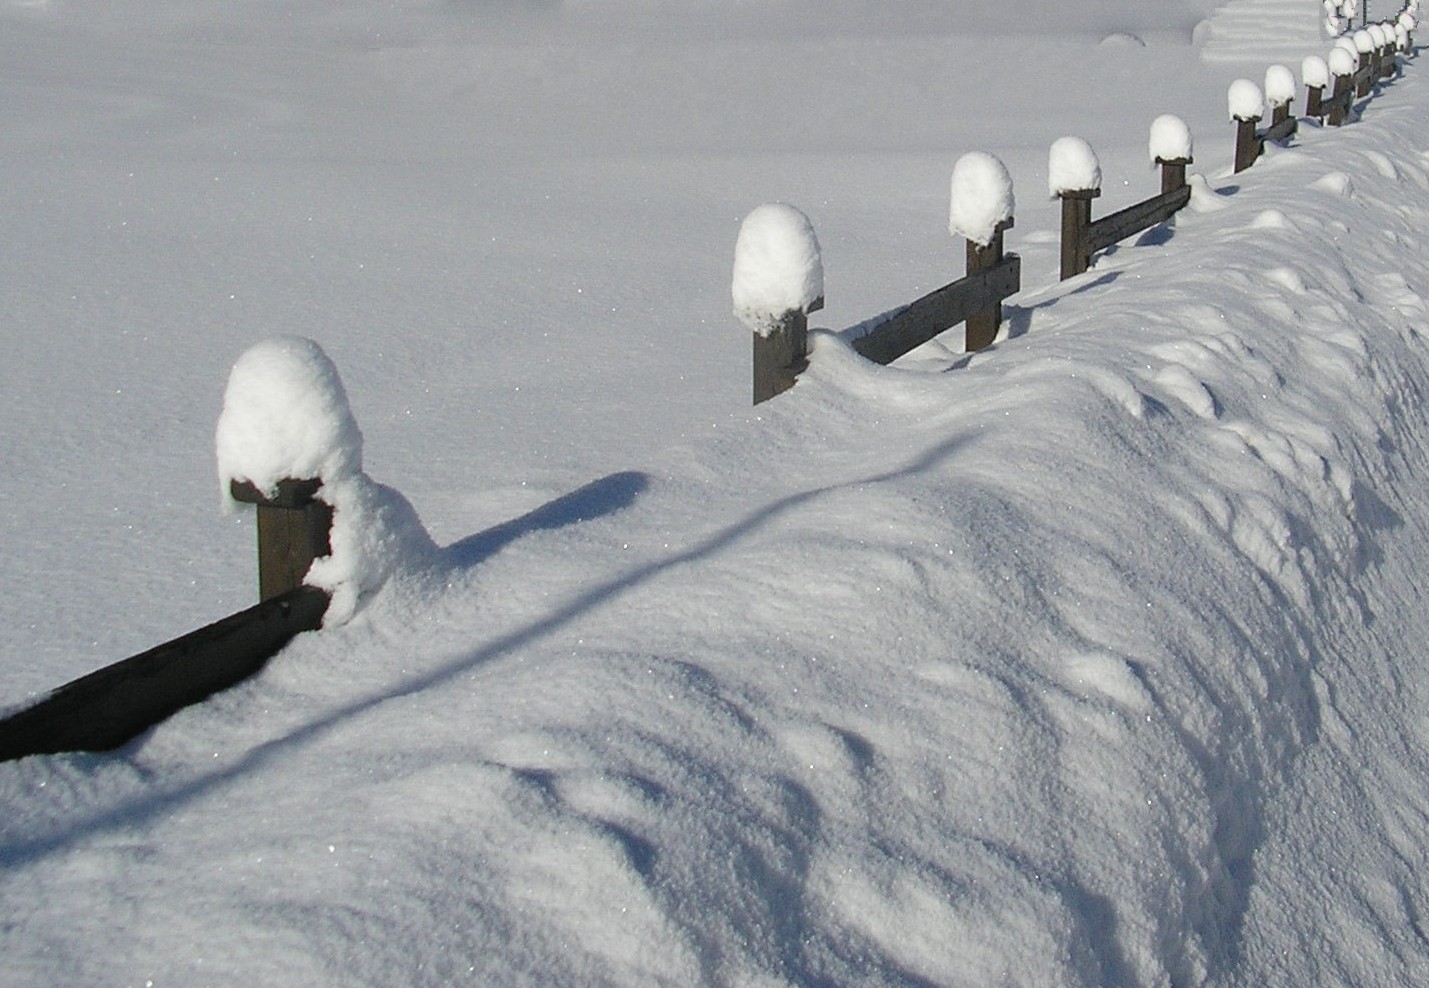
top-left (1356, 51), bottom-right (1373, 96)
top-left (1058, 189), bottom-right (1099, 281)
top-left (1158, 156), bottom-right (1191, 195)
top-left (229, 478), bottom-right (333, 601)
top-left (1233, 114), bottom-right (1262, 173)
top-left (1306, 83), bottom-right (1325, 120)
top-left (752, 298), bottom-right (821, 405)
top-left (965, 219), bottom-right (1011, 351)
top-left (1328, 71), bottom-right (1353, 126)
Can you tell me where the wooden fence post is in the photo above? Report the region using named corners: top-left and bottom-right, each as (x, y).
top-left (751, 301), bottom-right (820, 405)
top-left (229, 478), bottom-right (334, 602)
top-left (1233, 114), bottom-right (1261, 173)
top-left (1058, 189), bottom-right (1099, 281)
top-left (1158, 156), bottom-right (1191, 195)
top-left (965, 219), bottom-right (1011, 351)
top-left (1328, 69), bottom-right (1354, 125)
top-left (1306, 83), bottom-right (1325, 120)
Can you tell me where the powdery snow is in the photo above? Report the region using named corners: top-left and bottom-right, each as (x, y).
top-left (1047, 136), bottom-right (1102, 196)
top-left (731, 203), bottom-right (824, 335)
top-left (947, 151), bottom-right (1015, 247)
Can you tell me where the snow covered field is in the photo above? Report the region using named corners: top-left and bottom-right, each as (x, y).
top-left (6, 1), bottom-right (1429, 984)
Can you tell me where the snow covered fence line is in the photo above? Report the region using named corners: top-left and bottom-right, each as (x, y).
top-left (737, 174), bottom-right (1021, 404)
top-left (0, 337), bottom-right (441, 762)
top-left (1055, 125), bottom-right (1192, 282)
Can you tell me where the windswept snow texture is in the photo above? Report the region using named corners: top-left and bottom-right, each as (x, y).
top-left (7, 1), bottom-right (1429, 986)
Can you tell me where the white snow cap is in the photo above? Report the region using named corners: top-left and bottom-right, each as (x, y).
top-left (1368, 24), bottom-right (1387, 47)
top-left (1228, 79), bottom-right (1265, 121)
top-left (1303, 55), bottom-right (1330, 89)
top-left (1265, 65), bottom-right (1297, 105)
top-left (1329, 45), bottom-right (1358, 77)
top-left (1401, 12), bottom-right (1418, 31)
top-left (948, 152), bottom-right (1015, 247)
top-left (732, 203), bottom-right (823, 336)
top-left (1353, 29), bottom-right (1375, 52)
top-left (216, 336), bottom-right (363, 500)
top-left (1048, 136), bottom-right (1101, 197)
top-left (1333, 36), bottom-right (1359, 55)
top-left (1398, 24), bottom-right (1411, 49)
top-left (1148, 114), bottom-right (1193, 164)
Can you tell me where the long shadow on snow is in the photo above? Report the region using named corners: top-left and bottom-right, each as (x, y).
top-left (0, 432), bottom-right (978, 870)
top-left (443, 470), bottom-right (649, 568)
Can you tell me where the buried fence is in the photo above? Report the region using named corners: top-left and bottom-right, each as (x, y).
top-left (0, 11), bottom-right (1420, 763)
top-left (0, 343), bottom-right (343, 763)
top-left (745, 8), bottom-right (1419, 405)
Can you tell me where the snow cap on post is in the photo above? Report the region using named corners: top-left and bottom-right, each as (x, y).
top-left (1329, 45), bottom-right (1358, 77)
top-left (1332, 36), bottom-right (1359, 56)
top-left (216, 336), bottom-right (363, 502)
top-left (1397, 24), bottom-right (1410, 50)
top-left (732, 203), bottom-right (823, 337)
top-left (1353, 29), bottom-right (1375, 52)
top-left (1399, 12), bottom-right (1417, 32)
top-left (1265, 64), bottom-right (1297, 105)
top-left (1048, 136), bottom-right (1101, 197)
top-left (1303, 54), bottom-right (1331, 89)
top-left (948, 152), bottom-right (1014, 247)
top-left (1228, 79), bottom-right (1265, 121)
top-left (1149, 114), bottom-right (1193, 164)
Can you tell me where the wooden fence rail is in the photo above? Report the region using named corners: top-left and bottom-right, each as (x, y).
top-left (1060, 156), bottom-right (1192, 281)
top-left (0, 471), bottom-right (334, 762)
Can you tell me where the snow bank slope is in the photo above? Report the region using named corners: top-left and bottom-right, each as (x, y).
top-left (6, 52), bottom-right (1429, 988)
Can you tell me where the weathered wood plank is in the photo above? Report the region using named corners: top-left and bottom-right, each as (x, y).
top-left (1085, 185), bottom-right (1192, 256)
top-left (851, 256), bottom-right (1021, 366)
top-left (1262, 114), bottom-right (1298, 144)
top-left (0, 586), bottom-right (330, 761)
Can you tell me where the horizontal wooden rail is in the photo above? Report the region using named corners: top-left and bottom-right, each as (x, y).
top-left (0, 586), bottom-right (329, 762)
top-left (851, 255), bottom-right (1022, 366)
top-left (1085, 185), bottom-right (1192, 257)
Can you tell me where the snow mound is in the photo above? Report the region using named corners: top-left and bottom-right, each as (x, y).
top-left (732, 204), bottom-right (824, 336)
top-left (215, 336), bottom-right (363, 500)
top-left (1228, 79), bottom-right (1264, 121)
top-left (1048, 136), bottom-right (1101, 197)
top-left (1265, 64), bottom-right (1296, 106)
top-left (217, 337), bottom-right (435, 625)
top-left (1149, 114), bottom-right (1193, 165)
top-left (1303, 55), bottom-right (1330, 89)
top-left (948, 152), bottom-right (1014, 247)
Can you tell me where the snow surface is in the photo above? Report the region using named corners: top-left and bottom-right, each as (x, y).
top-left (731, 204), bottom-right (824, 335)
top-left (947, 152), bottom-right (1015, 247)
top-left (1047, 136), bottom-right (1102, 196)
top-left (6, 1), bottom-right (1429, 985)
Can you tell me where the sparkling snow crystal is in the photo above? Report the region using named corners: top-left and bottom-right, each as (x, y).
top-left (948, 152), bottom-right (1014, 247)
top-left (732, 204), bottom-right (824, 336)
top-left (1047, 136), bottom-right (1101, 197)
top-left (1148, 115), bottom-right (1193, 165)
